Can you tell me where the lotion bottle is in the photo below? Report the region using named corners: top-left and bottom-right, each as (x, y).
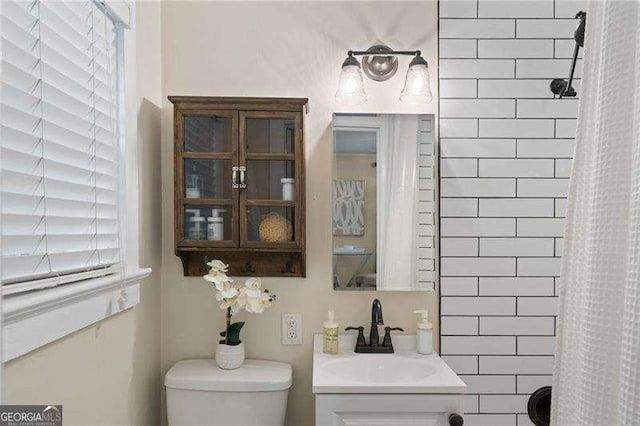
top-left (323, 310), bottom-right (339, 354)
top-left (414, 310), bottom-right (433, 355)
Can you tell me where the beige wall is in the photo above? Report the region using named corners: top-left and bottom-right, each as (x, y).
top-left (130, 2), bottom-right (163, 423)
top-left (2, 2), bottom-right (164, 425)
top-left (160, 2), bottom-right (439, 425)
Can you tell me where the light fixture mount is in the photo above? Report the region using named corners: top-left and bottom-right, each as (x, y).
top-left (362, 44), bottom-right (399, 82)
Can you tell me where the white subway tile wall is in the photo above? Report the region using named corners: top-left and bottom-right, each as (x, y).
top-left (440, 40), bottom-right (478, 58)
top-left (515, 59), bottom-right (582, 78)
top-left (518, 414), bottom-right (538, 426)
top-left (478, 40), bottom-right (553, 58)
top-left (438, 0), bottom-right (582, 423)
top-left (441, 79), bottom-right (479, 97)
top-left (459, 375), bottom-right (516, 394)
top-left (440, 0), bottom-right (478, 18)
top-left (464, 414), bottom-right (517, 426)
top-left (516, 375), bottom-right (553, 394)
top-left (477, 79), bottom-right (553, 99)
top-left (480, 395), bottom-right (531, 414)
top-left (517, 336), bottom-right (556, 355)
top-left (441, 139), bottom-right (516, 158)
top-left (441, 277), bottom-right (479, 296)
top-left (477, 0), bottom-right (554, 18)
top-left (554, 39), bottom-right (584, 58)
top-left (479, 356), bottom-right (555, 375)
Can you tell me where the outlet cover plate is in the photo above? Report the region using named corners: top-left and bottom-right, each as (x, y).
top-left (282, 313), bottom-right (302, 345)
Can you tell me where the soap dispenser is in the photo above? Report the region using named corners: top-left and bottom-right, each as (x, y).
top-left (323, 310), bottom-right (339, 354)
top-left (414, 310), bottom-right (433, 354)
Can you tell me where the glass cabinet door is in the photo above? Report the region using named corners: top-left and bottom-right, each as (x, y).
top-left (177, 111), bottom-right (238, 247)
top-left (239, 111), bottom-right (302, 248)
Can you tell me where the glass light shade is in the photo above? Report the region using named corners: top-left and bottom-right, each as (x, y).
top-left (399, 64), bottom-right (432, 104)
top-left (335, 64), bottom-right (367, 105)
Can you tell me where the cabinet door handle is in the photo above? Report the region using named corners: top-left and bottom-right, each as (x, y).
top-left (232, 166), bottom-right (239, 189)
top-left (239, 166), bottom-right (247, 189)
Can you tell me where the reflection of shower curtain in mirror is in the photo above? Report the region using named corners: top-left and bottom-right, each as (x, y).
top-left (378, 115), bottom-right (419, 290)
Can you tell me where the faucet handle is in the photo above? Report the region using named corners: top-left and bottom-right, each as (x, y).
top-left (345, 326), bottom-right (366, 347)
top-left (382, 326), bottom-right (404, 347)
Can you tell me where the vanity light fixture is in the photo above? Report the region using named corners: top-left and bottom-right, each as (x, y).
top-left (335, 52), bottom-right (368, 106)
top-left (400, 54), bottom-right (432, 104)
top-left (335, 44), bottom-right (432, 105)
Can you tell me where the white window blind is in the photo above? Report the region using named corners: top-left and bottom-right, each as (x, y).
top-left (1, 0), bottom-right (122, 294)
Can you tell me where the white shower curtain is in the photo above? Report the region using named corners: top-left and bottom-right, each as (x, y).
top-left (377, 115), bottom-right (419, 290)
top-left (552, 1), bottom-right (640, 424)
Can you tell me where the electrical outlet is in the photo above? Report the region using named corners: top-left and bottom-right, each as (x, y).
top-left (282, 313), bottom-right (302, 345)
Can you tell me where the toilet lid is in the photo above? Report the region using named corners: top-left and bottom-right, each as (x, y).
top-left (165, 359), bottom-right (292, 392)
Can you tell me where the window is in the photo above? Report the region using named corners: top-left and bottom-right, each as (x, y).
top-left (1, 0), bottom-right (121, 294)
top-left (0, 1), bottom-right (149, 361)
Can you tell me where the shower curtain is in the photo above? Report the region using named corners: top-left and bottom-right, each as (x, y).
top-left (377, 115), bottom-right (419, 290)
top-left (551, 1), bottom-right (640, 424)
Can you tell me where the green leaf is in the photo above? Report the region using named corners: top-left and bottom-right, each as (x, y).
top-left (226, 321), bottom-right (245, 345)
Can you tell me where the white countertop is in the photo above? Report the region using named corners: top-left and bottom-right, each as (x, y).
top-left (312, 334), bottom-right (467, 394)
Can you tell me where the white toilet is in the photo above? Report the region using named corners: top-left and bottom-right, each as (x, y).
top-left (165, 359), bottom-right (292, 426)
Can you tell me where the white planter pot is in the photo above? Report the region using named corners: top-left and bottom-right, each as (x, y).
top-left (215, 342), bottom-right (245, 370)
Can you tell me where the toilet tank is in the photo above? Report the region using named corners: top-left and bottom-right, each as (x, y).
top-left (165, 359), bottom-right (292, 426)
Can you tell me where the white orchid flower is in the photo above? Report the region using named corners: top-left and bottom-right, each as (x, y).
top-left (219, 294), bottom-right (243, 314)
top-left (244, 277), bottom-right (261, 290)
top-left (206, 260), bottom-right (229, 273)
top-left (242, 277), bottom-right (263, 298)
top-left (213, 281), bottom-right (225, 292)
top-left (219, 298), bottom-right (235, 313)
top-left (241, 286), bottom-right (261, 299)
top-left (246, 292), bottom-right (272, 314)
top-left (237, 288), bottom-right (248, 306)
top-left (202, 260), bottom-right (275, 318)
top-left (221, 285), bottom-right (238, 299)
top-left (230, 301), bottom-right (243, 315)
top-left (214, 281), bottom-right (238, 300)
top-left (245, 299), bottom-right (261, 313)
top-left (203, 271), bottom-right (230, 287)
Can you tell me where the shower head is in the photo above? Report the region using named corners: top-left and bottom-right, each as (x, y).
top-left (549, 11), bottom-right (586, 98)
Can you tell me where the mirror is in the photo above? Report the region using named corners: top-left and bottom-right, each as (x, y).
top-left (332, 113), bottom-right (436, 291)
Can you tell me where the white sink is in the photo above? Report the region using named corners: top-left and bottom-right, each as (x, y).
top-left (322, 355), bottom-right (436, 383)
top-left (312, 334), bottom-right (466, 394)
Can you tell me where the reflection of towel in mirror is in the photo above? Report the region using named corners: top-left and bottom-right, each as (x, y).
top-left (378, 115), bottom-right (419, 290)
top-left (332, 180), bottom-right (365, 235)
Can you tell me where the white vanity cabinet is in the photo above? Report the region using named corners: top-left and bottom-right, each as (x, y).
top-left (316, 394), bottom-right (464, 426)
top-left (312, 335), bottom-right (466, 426)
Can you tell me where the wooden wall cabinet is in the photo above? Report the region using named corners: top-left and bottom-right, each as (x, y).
top-left (169, 97), bottom-right (308, 277)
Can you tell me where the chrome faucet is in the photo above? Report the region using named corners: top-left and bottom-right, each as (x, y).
top-left (370, 298), bottom-right (384, 347)
top-left (345, 298), bottom-right (403, 353)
